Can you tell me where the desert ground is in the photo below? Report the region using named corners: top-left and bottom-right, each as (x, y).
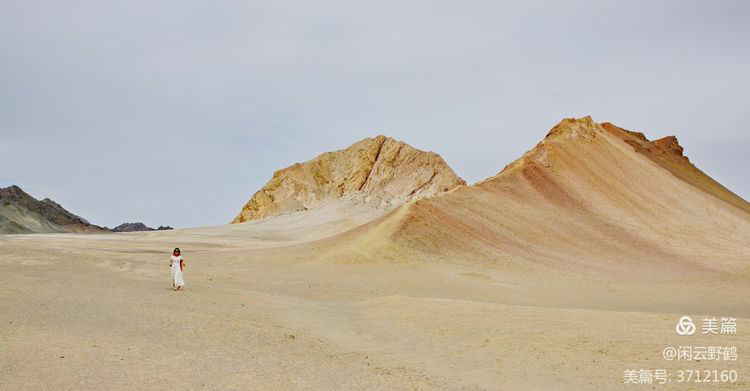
top-left (2, 199), bottom-right (749, 390)
top-left (3, 119), bottom-right (750, 390)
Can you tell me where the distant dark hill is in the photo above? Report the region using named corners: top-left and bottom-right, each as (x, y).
top-left (113, 222), bottom-right (152, 232)
top-left (0, 185), bottom-right (107, 234)
top-left (112, 222), bottom-right (173, 232)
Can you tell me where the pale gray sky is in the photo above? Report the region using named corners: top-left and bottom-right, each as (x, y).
top-left (1, 0), bottom-right (748, 228)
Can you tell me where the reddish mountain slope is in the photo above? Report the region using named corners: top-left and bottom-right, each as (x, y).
top-left (320, 117), bottom-right (750, 276)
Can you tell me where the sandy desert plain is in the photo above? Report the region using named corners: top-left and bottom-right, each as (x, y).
top-left (2, 117), bottom-right (749, 390)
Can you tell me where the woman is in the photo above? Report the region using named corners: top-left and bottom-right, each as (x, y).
top-left (170, 248), bottom-right (186, 291)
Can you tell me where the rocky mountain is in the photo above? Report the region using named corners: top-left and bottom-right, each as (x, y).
top-left (0, 185), bottom-right (107, 234)
top-left (232, 135), bottom-right (465, 223)
top-left (112, 222), bottom-right (173, 232)
top-left (319, 117), bottom-right (750, 276)
top-left (112, 222), bottom-right (153, 232)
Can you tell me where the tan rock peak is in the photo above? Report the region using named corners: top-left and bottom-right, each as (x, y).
top-left (543, 116), bottom-right (688, 160)
top-left (232, 135), bottom-right (465, 223)
top-left (496, 116), bottom-right (692, 175)
top-left (543, 115), bottom-right (600, 140)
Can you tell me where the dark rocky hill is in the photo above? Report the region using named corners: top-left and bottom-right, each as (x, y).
top-left (0, 185), bottom-right (107, 234)
top-left (112, 222), bottom-right (173, 232)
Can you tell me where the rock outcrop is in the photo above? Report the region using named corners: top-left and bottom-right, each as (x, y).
top-left (112, 222), bottom-right (174, 232)
top-left (0, 185), bottom-right (107, 234)
top-left (112, 222), bottom-right (153, 232)
top-left (232, 135), bottom-right (465, 223)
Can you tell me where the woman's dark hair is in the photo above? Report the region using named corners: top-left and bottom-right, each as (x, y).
top-left (173, 248), bottom-right (181, 254)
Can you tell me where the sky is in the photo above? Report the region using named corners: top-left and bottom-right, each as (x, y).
top-left (1, 0), bottom-right (748, 228)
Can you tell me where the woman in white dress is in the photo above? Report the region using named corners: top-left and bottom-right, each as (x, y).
top-left (170, 248), bottom-right (185, 291)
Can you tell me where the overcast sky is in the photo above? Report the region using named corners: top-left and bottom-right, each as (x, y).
top-left (1, 0), bottom-right (748, 228)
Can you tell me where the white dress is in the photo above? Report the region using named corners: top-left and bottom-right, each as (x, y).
top-left (170, 255), bottom-right (185, 288)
